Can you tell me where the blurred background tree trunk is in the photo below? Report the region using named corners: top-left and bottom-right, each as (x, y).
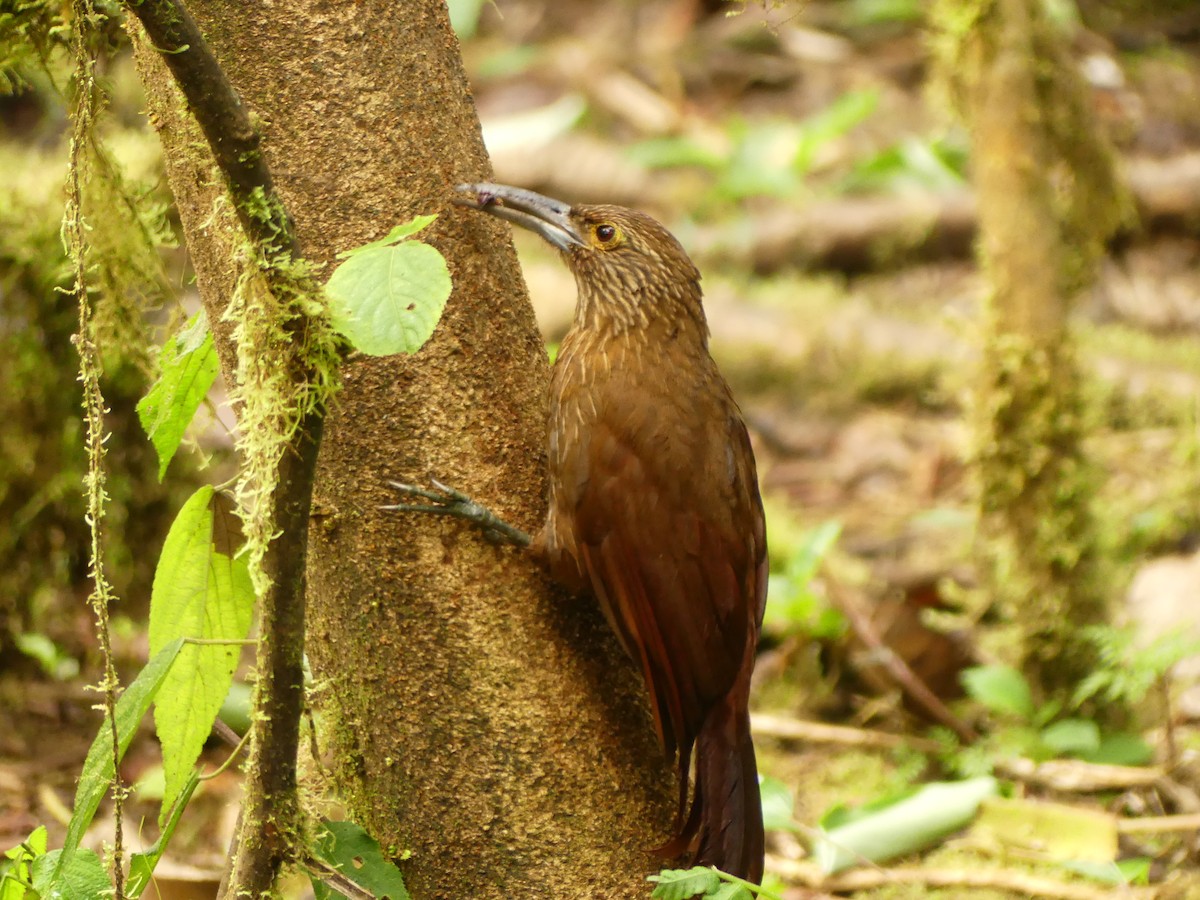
top-left (933, 0), bottom-right (1128, 694)
top-left (132, 1), bottom-right (674, 897)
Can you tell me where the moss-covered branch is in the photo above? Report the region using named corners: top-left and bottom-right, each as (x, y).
top-left (122, 1), bottom-right (336, 896)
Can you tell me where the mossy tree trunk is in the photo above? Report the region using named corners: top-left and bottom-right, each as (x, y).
top-left (934, 0), bottom-right (1126, 694)
top-left (132, 1), bottom-right (673, 897)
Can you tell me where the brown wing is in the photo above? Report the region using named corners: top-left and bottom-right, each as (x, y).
top-left (566, 357), bottom-right (766, 763)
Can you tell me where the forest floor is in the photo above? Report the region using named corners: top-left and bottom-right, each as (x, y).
top-left (3, 1), bottom-right (1200, 898)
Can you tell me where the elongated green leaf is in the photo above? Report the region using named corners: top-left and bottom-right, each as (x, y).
top-left (126, 769), bottom-right (202, 898)
top-left (813, 776), bottom-right (998, 874)
top-left (336, 215), bottom-right (438, 258)
top-left (325, 240), bottom-right (451, 357)
top-left (137, 310), bottom-right (218, 480)
top-left (32, 849), bottom-right (109, 900)
top-left (311, 820), bottom-right (410, 900)
top-left (150, 486), bottom-right (255, 824)
top-left (47, 639), bottom-right (184, 888)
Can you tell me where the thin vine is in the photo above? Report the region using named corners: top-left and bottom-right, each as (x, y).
top-left (63, 0), bottom-right (126, 894)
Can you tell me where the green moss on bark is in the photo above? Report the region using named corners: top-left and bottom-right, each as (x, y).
top-left (933, 0), bottom-right (1129, 695)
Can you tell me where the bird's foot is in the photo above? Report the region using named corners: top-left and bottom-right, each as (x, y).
top-left (383, 478), bottom-right (532, 548)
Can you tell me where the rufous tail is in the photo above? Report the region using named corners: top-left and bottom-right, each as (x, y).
top-left (691, 685), bottom-right (764, 883)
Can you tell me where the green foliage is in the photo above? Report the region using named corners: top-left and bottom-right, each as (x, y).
top-left (137, 310), bottom-right (219, 480)
top-left (149, 486), bottom-right (255, 824)
top-left (12, 632), bottom-right (79, 680)
top-left (32, 848), bottom-right (109, 899)
top-left (310, 820), bottom-right (411, 900)
top-left (648, 868), bottom-right (722, 899)
top-left (1059, 857), bottom-right (1151, 887)
top-left (1, 826), bottom-right (46, 899)
top-left (628, 90), bottom-right (879, 203)
top-left (45, 639), bottom-right (184, 891)
top-left (126, 770), bottom-right (202, 898)
top-left (648, 867), bottom-right (777, 900)
top-left (325, 214), bottom-right (452, 357)
top-left (953, 664), bottom-right (1153, 775)
top-left (447, 0), bottom-right (489, 39)
top-left (961, 664), bottom-right (1035, 720)
top-left (0, 0), bottom-right (68, 94)
top-left (842, 134), bottom-right (968, 193)
top-left (12, 645), bottom-right (201, 898)
top-left (1073, 624), bottom-right (1200, 709)
top-left (758, 775), bottom-right (802, 833)
top-left (843, 0), bottom-right (924, 26)
top-left (0, 134), bottom-right (176, 649)
top-left (763, 518), bottom-right (843, 639)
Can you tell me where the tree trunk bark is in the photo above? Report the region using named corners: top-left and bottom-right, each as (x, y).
top-left (132, 1), bottom-right (674, 897)
top-left (934, 0), bottom-right (1126, 693)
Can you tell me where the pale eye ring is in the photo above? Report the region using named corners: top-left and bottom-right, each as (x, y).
top-left (595, 224), bottom-right (617, 243)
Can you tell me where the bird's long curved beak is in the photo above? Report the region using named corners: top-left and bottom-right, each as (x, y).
top-left (454, 182), bottom-right (585, 251)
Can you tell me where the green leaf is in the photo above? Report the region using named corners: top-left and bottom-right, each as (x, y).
top-left (1040, 718), bottom-right (1101, 756)
top-left (961, 665), bottom-right (1034, 720)
top-left (126, 769), bottom-right (202, 898)
top-left (647, 867), bottom-right (722, 899)
top-left (792, 88), bottom-right (879, 175)
top-left (626, 135), bottom-right (726, 170)
top-left (813, 777), bottom-right (999, 874)
top-left (137, 310), bottom-right (219, 480)
top-left (311, 820), bottom-right (411, 900)
top-left (1079, 731), bottom-right (1153, 766)
top-left (709, 884), bottom-right (753, 900)
top-left (150, 486), bottom-right (255, 825)
top-left (32, 849), bottom-right (109, 900)
top-left (326, 239), bottom-right (451, 357)
top-left (44, 637), bottom-right (182, 891)
top-left (2, 826), bottom-right (47, 900)
top-left (759, 775), bottom-right (800, 833)
top-left (1059, 857), bottom-right (1151, 885)
top-left (763, 520), bottom-right (842, 637)
top-left (13, 633), bottom-right (78, 681)
top-left (336, 215), bottom-right (439, 259)
top-left (447, 0), bottom-right (487, 38)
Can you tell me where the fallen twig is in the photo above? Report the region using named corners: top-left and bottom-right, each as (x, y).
top-left (1118, 812), bottom-right (1200, 834)
top-left (826, 583), bottom-right (977, 743)
top-left (751, 712), bottom-right (941, 753)
top-left (768, 855), bottom-right (1156, 899)
top-left (998, 757), bottom-right (1163, 792)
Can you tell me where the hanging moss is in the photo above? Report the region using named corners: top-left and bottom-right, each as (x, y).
top-left (0, 16), bottom-right (189, 661)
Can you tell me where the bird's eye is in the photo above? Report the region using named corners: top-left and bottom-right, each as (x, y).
top-left (595, 224), bottom-right (617, 243)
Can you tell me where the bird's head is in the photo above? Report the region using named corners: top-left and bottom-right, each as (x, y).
top-left (455, 182), bottom-right (704, 334)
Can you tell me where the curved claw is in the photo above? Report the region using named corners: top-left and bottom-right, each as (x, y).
top-left (383, 478), bottom-right (533, 548)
